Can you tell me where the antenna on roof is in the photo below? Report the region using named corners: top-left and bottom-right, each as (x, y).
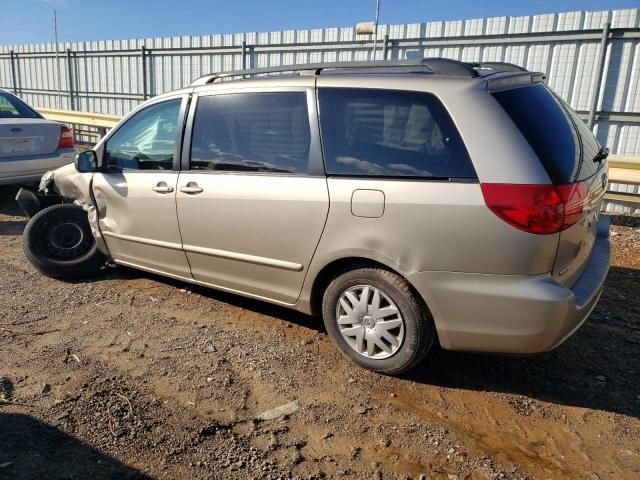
top-left (372, 0), bottom-right (381, 60)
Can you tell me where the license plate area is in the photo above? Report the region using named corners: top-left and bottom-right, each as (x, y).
top-left (0, 137), bottom-right (39, 155)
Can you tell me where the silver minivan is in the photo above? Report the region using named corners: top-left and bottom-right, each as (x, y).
top-left (19, 59), bottom-right (611, 374)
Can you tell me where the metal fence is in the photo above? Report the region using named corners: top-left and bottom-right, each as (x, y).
top-left (1, 8), bottom-right (639, 156)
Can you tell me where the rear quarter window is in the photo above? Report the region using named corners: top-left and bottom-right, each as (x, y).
top-left (0, 91), bottom-right (40, 119)
top-left (318, 88), bottom-right (476, 180)
top-left (492, 84), bottom-right (601, 184)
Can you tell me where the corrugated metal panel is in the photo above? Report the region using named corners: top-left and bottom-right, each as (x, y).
top-left (1, 8), bottom-right (638, 155)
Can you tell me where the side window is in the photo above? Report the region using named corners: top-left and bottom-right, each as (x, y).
top-left (190, 92), bottom-right (311, 174)
top-left (104, 99), bottom-right (181, 172)
top-left (318, 88), bottom-right (476, 179)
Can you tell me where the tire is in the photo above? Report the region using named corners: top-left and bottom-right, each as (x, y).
top-left (23, 204), bottom-right (106, 279)
top-left (322, 267), bottom-right (435, 375)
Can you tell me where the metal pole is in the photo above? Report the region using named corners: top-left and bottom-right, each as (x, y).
top-left (241, 40), bottom-right (247, 70)
top-left (587, 22), bottom-right (610, 130)
top-left (66, 48), bottom-right (77, 141)
top-left (371, 0), bottom-right (381, 60)
top-left (9, 50), bottom-right (18, 95)
top-left (382, 34), bottom-right (389, 60)
top-left (54, 9), bottom-right (62, 109)
top-left (66, 49), bottom-right (75, 110)
top-left (141, 46), bottom-right (148, 100)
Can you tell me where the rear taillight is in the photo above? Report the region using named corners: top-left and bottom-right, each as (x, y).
top-left (481, 182), bottom-right (590, 235)
top-left (58, 125), bottom-right (74, 148)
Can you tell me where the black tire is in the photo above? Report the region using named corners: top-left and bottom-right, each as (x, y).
top-left (23, 204), bottom-right (106, 279)
top-left (322, 267), bottom-right (435, 375)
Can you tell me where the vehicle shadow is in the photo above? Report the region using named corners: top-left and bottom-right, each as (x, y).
top-left (0, 186), bottom-right (22, 217)
top-left (97, 264), bottom-right (639, 417)
top-left (82, 265), bottom-right (324, 331)
top-left (0, 412), bottom-right (151, 480)
top-left (407, 265), bottom-right (640, 418)
top-left (0, 220), bottom-right (26, 236)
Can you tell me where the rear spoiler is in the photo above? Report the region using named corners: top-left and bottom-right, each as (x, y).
top-left (486, 72), bottom-right (546, 92)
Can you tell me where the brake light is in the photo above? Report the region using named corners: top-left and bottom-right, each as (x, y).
top-left (58, 125), bottom-right (74, 148)
top-left (481, 182), bottom-right (590, 234)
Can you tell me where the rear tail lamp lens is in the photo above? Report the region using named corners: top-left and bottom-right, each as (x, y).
top-left (58, 125), bottom-right (74, 148)
top-left (481, 182), bottom-right (590, 234)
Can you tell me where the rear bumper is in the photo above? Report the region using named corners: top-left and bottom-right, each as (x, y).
top-left (0, 149), bottom-right (74, 186)
top-left (408, 216), bottom-right (611, 354)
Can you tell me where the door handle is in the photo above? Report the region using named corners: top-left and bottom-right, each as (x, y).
top-left (179, 182), bottom-right (204, 194)
top-left (152, 182), bottom-right (174, 194)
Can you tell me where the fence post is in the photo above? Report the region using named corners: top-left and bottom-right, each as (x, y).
top-left (241, 40), bottom-right (247, 70)
top-left (66, 49), bottom-right (75, 110)
top-left (65, 48), bottom-right (77, 140)
top-left (382, 34), bottom-right (389, 60)
top-left (141, 46), bottom-right (148, 100)
top-left (587, 22), bottom-right (611, 130)
top-left (9, 50), bottom-right (18, 95)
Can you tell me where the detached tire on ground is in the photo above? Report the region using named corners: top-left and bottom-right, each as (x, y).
top-left (322, 267), bottom-right (435, 375)
top-left (23, 204), bottom-right (106, 279)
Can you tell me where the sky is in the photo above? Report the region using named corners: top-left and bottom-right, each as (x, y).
top-left (0, 0), bottom-right (637, 45)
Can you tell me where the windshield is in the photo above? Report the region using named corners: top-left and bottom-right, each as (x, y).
top-left (0, 91), bottom-right (41, 119)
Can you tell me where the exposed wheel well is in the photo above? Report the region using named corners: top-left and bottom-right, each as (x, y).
top-left (309, 257), bottom-right (432, 322)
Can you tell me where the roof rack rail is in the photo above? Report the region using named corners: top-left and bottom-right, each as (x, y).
top-left (189, 58), bottom-right (531, 86)
top-left (190, 58), bottom-right (485, 86)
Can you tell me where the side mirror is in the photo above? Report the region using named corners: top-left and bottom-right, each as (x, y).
top-left (75, 150), bottom-right (98, 173)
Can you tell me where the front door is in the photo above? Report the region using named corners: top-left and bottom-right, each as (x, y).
top-left (92, 96), bottom-right (192, 279)
top-left (176, 89), bottom-right (329, 304)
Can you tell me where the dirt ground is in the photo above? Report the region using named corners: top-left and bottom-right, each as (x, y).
top-left (0, 184), bottom-right (638, 480)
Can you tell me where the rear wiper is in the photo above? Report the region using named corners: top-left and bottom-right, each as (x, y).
top-left (593, 146), bottom-right (609, 164)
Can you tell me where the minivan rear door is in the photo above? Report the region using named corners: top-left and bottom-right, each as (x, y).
top-left (491, 83), bottom-right (607, 288)
top-left (176, 87), bottom-right (329, 304)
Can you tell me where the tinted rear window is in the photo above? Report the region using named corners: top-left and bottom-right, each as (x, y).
top-left (318, 88), bottom-right (476, 179)
top-left (0, 91), bottom-right (40, 119)
top-left (492, 84), bottom-right (601, 184)
top-left (190, 93), bottom-right (311, 174)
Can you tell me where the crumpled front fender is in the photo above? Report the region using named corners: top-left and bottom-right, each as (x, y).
top-left (41, 163), bottom-right (111, 258)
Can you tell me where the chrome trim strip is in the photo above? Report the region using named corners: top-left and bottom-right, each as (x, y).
top-left (103, 230), bottom-right (304, 272)
top-left (183, 244), bottom-right (304, 272)
top-left (102, 231), bottom-right (183, 251)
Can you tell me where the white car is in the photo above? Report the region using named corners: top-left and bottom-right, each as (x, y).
top-left (0, 89), bottom-right (75, 185)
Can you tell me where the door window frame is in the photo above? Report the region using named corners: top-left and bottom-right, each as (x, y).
top-left (181, 87), bottom-right (324, 177)
top-left (95, 93), bottom-right (191, 173)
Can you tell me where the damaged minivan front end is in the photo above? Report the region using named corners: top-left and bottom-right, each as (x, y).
top-left (17, 161), bottom-right (111, 271)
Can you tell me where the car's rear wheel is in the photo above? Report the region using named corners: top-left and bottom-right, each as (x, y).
top-left (322, 267), bottom-right (435, 375)
top-left (23, 204), bottom-right (106, 279)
